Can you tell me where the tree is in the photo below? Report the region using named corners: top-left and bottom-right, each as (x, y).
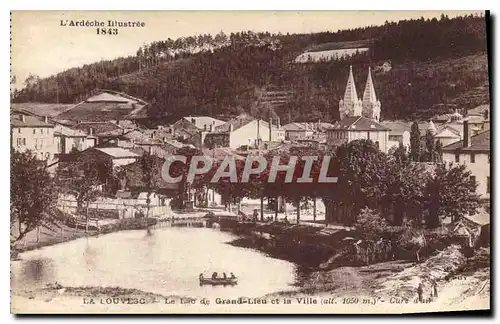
top-left (140, 151), bottom-right (160, 224)
top-left (335, 140), bottom-right (388, 222)
top-left (60, 156), bottom-right (102, 233)
top-left (423, 130), bottom-right (438, 162)
top-left (410, 122), bottom-right (421, 162)
top-left (435, 140), bottom-right (443, 162)
top-left (354, 207), bottom-right (387, 241)
top-left (390, 142), bottom-right (409, 164)
top-left (383, 161), bottom-right (431, 226)
top-left (424, 163), bottom-right (481, 228)
top-left (11, 150), bottom-right (58, 243)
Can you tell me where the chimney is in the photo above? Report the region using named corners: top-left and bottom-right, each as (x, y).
top-left (277, 117), bottom-right (281, 128)
top-left (229, 123), bottom-right (234, 132)
top-left (269, 117), bottom-right (272, 141)
top-left (44, 116), bottom-right (48, 123)
top-left (463, 119), bottom-right (471, 148)
top-left (89, 128), bottom-right (94, 136)
top-left (257, 119), bottom-right (260, 139)
top-left (20, 114), bottom-right (25, 123)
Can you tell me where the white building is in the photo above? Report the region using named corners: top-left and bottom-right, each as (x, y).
top-left (327, 116), bottom-right (390, 152)
top-left (11, 110), bottom-right (58, 161)
top-left (442, 122), bottom-right (490, 200)
top-left (380, 121), bottom-right (411, 151)
top-left (206, 114), bottom-right (285, 150)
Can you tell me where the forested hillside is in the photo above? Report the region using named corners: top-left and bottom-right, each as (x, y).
top-left (12, 13), bottom-right (489, 124)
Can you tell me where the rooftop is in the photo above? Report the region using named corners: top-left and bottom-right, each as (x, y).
top-left (53, 124), bottom-right (87, 137)
top-left (467, 104), bottom-right (490, 117)
top-left (329, 116), bottom-right (390, 131)
top-left (183, 116), bottom-right (226, 130)
top-left (442, 129), bottom-right (490, 152)
top-left (11, 112), bottom-right (53, 128)
top-left (57, 90), bottom-right (148, 122)
top-left (94, 147), bottom-right (141, 158)
top-left (11, 103), bottom-right (74, 117)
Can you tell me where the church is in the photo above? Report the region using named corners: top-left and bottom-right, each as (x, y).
top-left (327, 66), bottom-right (390, 152)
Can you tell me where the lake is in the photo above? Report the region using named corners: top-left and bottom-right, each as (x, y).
top-left (11, 227), bottom-right (298, 298)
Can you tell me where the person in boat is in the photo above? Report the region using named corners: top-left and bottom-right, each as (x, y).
top-left (223, 272), bottom-right (227, 279)
top-left (230, 272), bottom-right (236, 279)
top-left (199, 273), bottom-right (204, 280)
top-left (211, 272), bottom-right (218, 279)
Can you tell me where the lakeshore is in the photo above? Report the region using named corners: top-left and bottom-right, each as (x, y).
top-left (11, 210), bottom-right (490, 313)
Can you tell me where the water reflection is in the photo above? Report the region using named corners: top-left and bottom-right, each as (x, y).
top-left (11, 228), bottom-right (298, 298)
top-left (13, 258), bottom-right (55, 290)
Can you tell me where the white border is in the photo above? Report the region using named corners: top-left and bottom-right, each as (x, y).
top-left (2, 1), bottom-right (497, 323)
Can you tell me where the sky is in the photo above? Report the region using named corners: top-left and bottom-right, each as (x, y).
top-left (11, 10), bottom-right (483, 89)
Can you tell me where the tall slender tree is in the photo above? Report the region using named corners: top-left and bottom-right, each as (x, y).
top-left (410, 122), bottom-right (421, 162)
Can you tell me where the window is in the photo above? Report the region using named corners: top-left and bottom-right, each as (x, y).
top-left (470, 176), bottom-right (476, 192)
top-left (33, 129), bottom-right (36, 134)
top-left (455, 152), bottom-right (460, 163)
top-left (470, 153), bottom-right (475, 163)
top-left (367, 132), bottom-right (371, 140)
top-left (41, 129), bottom-right (44, 134)
top-left (22, 138), bottom-right (26, 145)
top-left (487, 176), bottom-right (490, 193)
top-left (17, 128), bottom-right (21, 134)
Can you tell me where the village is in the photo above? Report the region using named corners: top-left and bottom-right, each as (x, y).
top-left (11, 62), bottom-right (491, 311)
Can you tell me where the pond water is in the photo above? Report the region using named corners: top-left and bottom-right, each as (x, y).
top-left (11, 228), bottom-right (298, 298)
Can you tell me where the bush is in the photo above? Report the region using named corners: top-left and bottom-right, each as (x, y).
top-left (354, 208), bottom-right (388, 239)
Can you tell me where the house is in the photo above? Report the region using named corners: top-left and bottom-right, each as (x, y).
top-left (282, 122), bottom-right (314, 140)
top-left (205, 114), bottom-right (285, 150)
top-left (72, 121), bottom-right (124, 147)
top-left (442, 122), bottom-right (490, 201)
top-left (11, 110), bottom-right (57, 161)
top-left (434, 125), bottom-right (462, 147)
top-left (281, 122), bottom-right (332, 141)
top-left (326, 116), bottom-right (390, 152)
top-left (57, 89), bottom-right (148, 123)
top-left (170, 118), bottom-right (202, 141)
top-left (83, 147), bottom-right (141, 168)
top-left (179, 116), bottom-right (226, 131)
top-left (380, 121), bottom-right (411, 150)
top-left (53, 124), bottom-right (93, 155)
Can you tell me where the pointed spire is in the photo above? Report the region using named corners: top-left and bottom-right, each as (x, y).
top-left (344, 65), bottom-right (359, 103)
top-left (428, 120), bottom-right (437, 136)
top-left (362, 67), bottom-right (377, 104)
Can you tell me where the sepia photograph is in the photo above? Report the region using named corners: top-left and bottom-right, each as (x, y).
top-left (9, 10), bottom-right (491, 314)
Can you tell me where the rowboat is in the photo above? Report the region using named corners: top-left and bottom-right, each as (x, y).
top-left (199, 277), bottom-right (238, 286)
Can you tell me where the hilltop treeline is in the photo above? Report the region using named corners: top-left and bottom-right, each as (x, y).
top-left (13, 13), bottom-right (489, 123)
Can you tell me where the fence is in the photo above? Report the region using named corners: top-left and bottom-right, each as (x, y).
top-left (57, 194), bottom-right (172, 219)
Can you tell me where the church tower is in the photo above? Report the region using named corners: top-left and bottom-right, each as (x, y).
top-left (339, 66), bottom-right (362, 120)
top-left (361, 67), bottom-right (381, 121)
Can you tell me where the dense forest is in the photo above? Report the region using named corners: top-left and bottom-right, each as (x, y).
top-left (12, 13), bottom-right (489, 123)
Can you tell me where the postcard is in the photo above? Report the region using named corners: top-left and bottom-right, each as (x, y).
top-left (10, 10), bottom-right (490, 314)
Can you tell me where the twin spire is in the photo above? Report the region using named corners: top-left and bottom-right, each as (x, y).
top-left (339, 66), bottom-right (381, 121)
